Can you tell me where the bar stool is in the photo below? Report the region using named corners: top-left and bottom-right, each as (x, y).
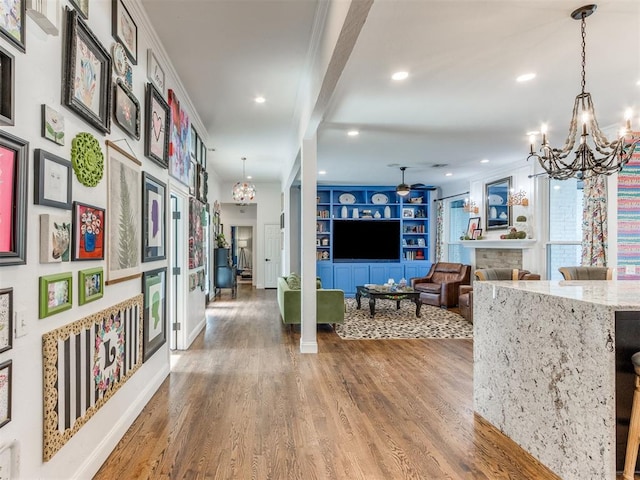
top-left (623, 352), bottom-right (640, 480)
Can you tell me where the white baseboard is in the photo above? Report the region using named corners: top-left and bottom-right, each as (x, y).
top-left (299, 340), bottom-right (318, 353)
top-left (73, 365), bottom-right (170, 479)
top-left (186, 318), bottom-right (206, 349)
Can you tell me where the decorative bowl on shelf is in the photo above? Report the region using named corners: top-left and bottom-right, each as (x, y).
top-left (371, 193), bottom-right (389, 204)
top-left (338, 193), bottom-right (356, 204)
top-left (409, 196), bottom-right (422, 204)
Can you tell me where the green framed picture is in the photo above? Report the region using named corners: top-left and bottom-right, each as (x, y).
top-left (39, 272), bottom-right (73, 318)
top-left (78, 267), bottom-right (104, 305)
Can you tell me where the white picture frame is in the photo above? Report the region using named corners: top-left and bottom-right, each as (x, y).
top-left (147, 49), bottom-right (165, 94)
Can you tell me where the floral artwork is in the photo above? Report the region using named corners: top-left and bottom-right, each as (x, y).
top-left (42, 105), bottom-right (65, 145)
top-left (113, 79), bottom-right (140, 140)
top-left (189, 198), bottom-right (204, 269)
top-left (74, 34), bottom-right (101, 116)
top-left (42, 295), bottom-right (142, 461)
top-left (168, 89), bottom-right (189, 185)
top-left (72, 202), bottom-right (105, 260)
top-left (93, 312), bottom-right (124, 392)
top-left (0, 0), bottom-right (24, 52)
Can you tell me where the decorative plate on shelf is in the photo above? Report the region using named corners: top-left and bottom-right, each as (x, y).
top-left (488, 194), bottom-right (504, 205)
top-left (339, 193), bottom-right (357, 204)
top-left (371, 193), bottom-right (389, 204)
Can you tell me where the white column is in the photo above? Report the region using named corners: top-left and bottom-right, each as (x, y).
top-left (300, 135), bottom-right (318, 353)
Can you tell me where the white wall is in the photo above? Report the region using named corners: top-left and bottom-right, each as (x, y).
top-left (0, 1), bottom-right (211, 477)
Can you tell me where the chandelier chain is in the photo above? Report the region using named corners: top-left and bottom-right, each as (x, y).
top-left (580, 13), bottom-right (586, 94)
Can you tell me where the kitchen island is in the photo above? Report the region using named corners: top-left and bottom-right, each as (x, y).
top-left (473, 280), bottom-right (640, 479)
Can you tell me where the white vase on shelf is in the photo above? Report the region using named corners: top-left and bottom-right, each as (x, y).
top-left (490, 206), bottom-right (497, 219)
top-left (352, 208), bottom-right (359, 219)
top-left (341, 205), bottom-right (348, 218)
top-left (384, 205), bottom-right (391, 218)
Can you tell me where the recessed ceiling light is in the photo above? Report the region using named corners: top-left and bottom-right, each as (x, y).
top-left (246, 175), bottom-right (252, 179)
top-left (516, 73), bottom-right (536, 82)
top-left (526, 130), bottom-right (540, 136)
top-left (254, 96), bottom-right (266, 103)
top-left (391, 71), bottom-right (409, 81)
top-left (318, 170), bottom-right (326, 175)
top-left (445, 172), bottom-right (453, 177)
top-left (480, 159), bottom-right (489, 164)
top-left (347, 130), bottom-right (359, 136)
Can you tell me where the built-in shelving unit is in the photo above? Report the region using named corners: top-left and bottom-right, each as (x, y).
top-left (316, 186), bottom-right (432, 294)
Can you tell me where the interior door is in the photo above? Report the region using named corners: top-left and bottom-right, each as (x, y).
top-left (264, 224), bottom-right (280, 288)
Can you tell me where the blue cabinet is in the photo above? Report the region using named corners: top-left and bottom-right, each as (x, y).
top-left (317, 263), bottom-right (333, 288)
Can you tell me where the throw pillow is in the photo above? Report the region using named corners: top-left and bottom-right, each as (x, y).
top-left (286, 273), bottom-right (301, 290)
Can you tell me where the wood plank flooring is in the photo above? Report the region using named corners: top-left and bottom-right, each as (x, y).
top-left (94, 285), bottom-right (560, 479)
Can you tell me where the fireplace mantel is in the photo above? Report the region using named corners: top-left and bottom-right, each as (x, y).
top-left (460, 239), bottom-right (537, 249)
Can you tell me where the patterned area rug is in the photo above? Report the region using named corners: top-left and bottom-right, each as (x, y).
top-left (335, 298), bottom-right (473, 340)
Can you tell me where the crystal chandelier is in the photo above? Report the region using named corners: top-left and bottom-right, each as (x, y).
top-left (232, 157), bottom-right (256, 202)
top-left (527, 4), bottom-right (639, 180)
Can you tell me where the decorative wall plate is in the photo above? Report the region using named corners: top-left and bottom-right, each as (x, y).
top-left (488, 194), bottom-right (504, 205)
top-left (71, 133), bottom-right (104, 187)
top-left (112, 42), bottom-right (128, 76)
top-left (339, 193), bottom-right (356, 204)
top-left (371, 193), bottom-right (389, 204)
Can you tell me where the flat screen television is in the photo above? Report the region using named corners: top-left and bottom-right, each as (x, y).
top-left (332, 220), bottom-right (400, 261)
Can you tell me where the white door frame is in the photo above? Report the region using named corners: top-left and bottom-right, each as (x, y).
top-left (169, 188), bottom-right (189, 350)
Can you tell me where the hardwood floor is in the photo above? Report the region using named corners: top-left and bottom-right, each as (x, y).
top-left (94, 285), bottom-right (560, 479)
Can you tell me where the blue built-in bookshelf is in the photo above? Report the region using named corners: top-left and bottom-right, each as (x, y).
top-left (316, 186), bottom-right (432, 295)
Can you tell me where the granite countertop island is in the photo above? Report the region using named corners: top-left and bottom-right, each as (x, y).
top-left (473, 280), bottom-right (640, 480)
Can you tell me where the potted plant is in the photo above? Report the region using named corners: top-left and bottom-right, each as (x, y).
top-left (216, 233), bottom-right (228, 248)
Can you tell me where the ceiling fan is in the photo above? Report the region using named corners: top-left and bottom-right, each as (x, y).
top-left (395, 166), bottom-right (434, 196)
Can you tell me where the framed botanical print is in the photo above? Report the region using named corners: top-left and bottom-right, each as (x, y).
top-left (113, 79), bottom-right (140, 140)
top-left (78, 267), bottom-right (104, 305)
top-left (0, 288), bottom-right (12, 354)
top-left (147, 49), bottom-right (164, 93)
top-left (0, 360), bottom-right (11, 429)
top-left (39, 213), bottom-right (71, 263)
top-left (112, 0), bottom-right (137, 64)
top-left (39, 272), bottom-right (73, 318)
top-left (0, 0), bottom-right (25, 52)
top-left (0, 46), bottom-right (14, 126)
top-left (63, 7), bottom-right (112, 133)
top-left (106, 140), bottom-right (141, 285)
top-left (72, 202), bottom-right (105, 261)
top-left (68, 0), bottom-right (88, 19)
top-left (41, 105), bottom-right (64, 145)
top-left (0, 129), bottom-right (28, 267)
top-left (144, 83), bottom-right (169, 168)
top-left (142, 267), bottom-right (166, 362)
top-left (34, 149), bottom-right (72, 209)
top-left (142, 172), bottom-right (166, 262)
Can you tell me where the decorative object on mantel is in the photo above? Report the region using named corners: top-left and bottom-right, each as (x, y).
top-left (500, 227), bottom-right (527, 240)
top-left (514, 215), bottom-right (533, 239)
top-left (506, 190), bottom-right (528, 206)
top-left (527, 4), bottom-right (639, 179)
top-left (232, 157), bottom-right (256, 203)
top-left (463, 198), bottom-right (479, 213)
top-left (71, 132), bottom-right (103, 187)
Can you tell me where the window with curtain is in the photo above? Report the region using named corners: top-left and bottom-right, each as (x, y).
top-left (547, 178), bottom-right (584, 280)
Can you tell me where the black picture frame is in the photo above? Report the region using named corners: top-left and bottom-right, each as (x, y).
top-left (63, 7), bottom-right (112, 134)
top-left (34, 149), bottom-right (72, 209)
top-left (112, 0), bottom-right (137, 65)
top-left (144, 82), bottom-right (169, 168)
top-left (0, 45), bottom-right (15, 126)
top-left (0, 0), bottom-right (25, 53)
top-left (0, 130), bottom-right (28, 267)
top-left (142, 172), bottom-right (166, 262)
top-left (68, 0), bottom-right (88, 19)
top-left (142, 267), bottom-right (167, 362)
top-left (0, 359), bottom-right (11, 429)
top-left (0, 288), bottom-right (13, 354)
top-left (113, 78), bottom-right (140, 140)
top-left (485, 176), bottom-right (512, 230)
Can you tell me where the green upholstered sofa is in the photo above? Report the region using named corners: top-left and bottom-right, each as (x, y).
top-left (276, 275), bottom-right (345, 326)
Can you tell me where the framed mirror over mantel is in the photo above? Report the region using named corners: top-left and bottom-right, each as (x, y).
top-left (485, 176), bottom-right (511, 230)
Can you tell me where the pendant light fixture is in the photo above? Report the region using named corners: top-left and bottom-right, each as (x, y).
top-left (396, 166), bottom-right (410, 197)
top-left (232, 157), bottom-right (256, 202)
top-left (527, 4), bottom-right (639, 179)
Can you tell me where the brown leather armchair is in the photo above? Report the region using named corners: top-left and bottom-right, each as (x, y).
top-left (411, 262), bottom-right (471, 308)
top-left (458, 268), bottom-right (541, 323)
top-left (558, 266), bottom-right (613, 280)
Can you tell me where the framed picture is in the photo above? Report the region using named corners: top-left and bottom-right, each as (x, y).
top-left (34, 149), bottom-right (72, 209)
top-left (26, 0), bottom-right (59, 35)
top-left (39, 272), bottom-right (72, 318)
top-left (472, 228), bottom-right (483, 240)
top-left (201, 142), bottom-right (207, 169)
top-left (191, 125), bottom-right (197, 160)
top-left (0, 288), bottom-right (12, 354)
top-left (78, 267), bottom-right (104, 305)
top-left (142, 172), bottom-right (166, 262)
top-left (402, 208), bottom-right (414, 219)
top-left (72, 202), bottom-right (105, 261)
top-left (0, 0), bottom-right (25, 52)
top-left (0, 360), bottom-right (11, 429)
top-left (0, 130), bottom-right (28, 267)
top-left (142, 267), bottom-right (166, 362)
top-left (147, 49), bottom-right (164, 93)
top-left (113, 79), bottom-right (140, 140)
top-left (40, 213), bottom-right (71, 263)
top-left (106, 140), bottom-right (141, 285)
top-left (144, 83), bottom-right (169, 168)
top-left (112, 0), bottom-right (137, 64)
top-left (68, 0), bottom-right (88, 19)
top-left (198, 165), bottom-right (208, 203)
top-left (467, 217), bottom-right (481, 239)
top-left (41, 105), bottom-right (64, 145)
top-left (0, 46), bottom-right (14, 126)
top-left (189, 158), bottom-right (196, 195)
top-left (63, 7), bottom-right (112, 134)
top-left (486, 176), bottom-right (512, 230)
top-left (111, 42), bottom-right (128, 77)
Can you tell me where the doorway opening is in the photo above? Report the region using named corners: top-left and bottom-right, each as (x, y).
top-left (231, 225), bottom-right (253, 284)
